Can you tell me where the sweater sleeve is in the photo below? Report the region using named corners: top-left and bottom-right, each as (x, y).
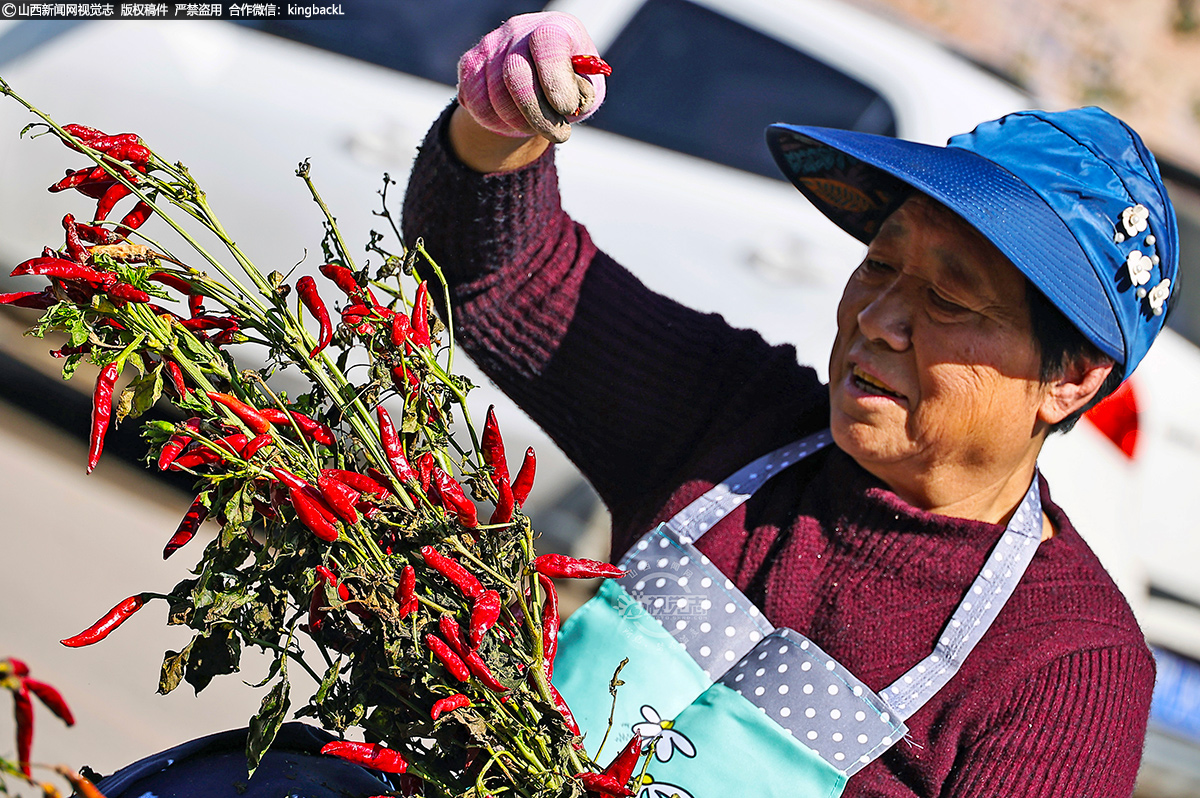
top-left (940, 644), bottom-right (1155, 798)
top-left (401, 105), bottom-right (824, 525)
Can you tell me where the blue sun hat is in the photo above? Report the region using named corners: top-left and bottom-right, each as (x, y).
top-left (766, 107), bottom-right (1178, 376)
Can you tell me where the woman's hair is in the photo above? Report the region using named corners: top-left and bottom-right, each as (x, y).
top-left (1026, 282), bottom-right (1124, 434)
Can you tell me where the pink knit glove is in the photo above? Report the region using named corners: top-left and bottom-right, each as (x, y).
top-left (457, 12), bottom-right (607, 144)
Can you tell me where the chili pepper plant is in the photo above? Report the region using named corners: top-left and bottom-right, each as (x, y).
top-left (0, 80), bottom-right (649, 798)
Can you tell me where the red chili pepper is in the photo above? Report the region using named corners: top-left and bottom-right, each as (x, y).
top-left (214, 433), bottom-right (250, 458)
top-left (258, 408), bottom-right (290, 425)
top-left (430, 693), bottom-right (471, 721)
top-left (390, 313), bottom-right (412, 351)
top-left (439, 616), bottom-right (508, 693)
top-left (158, 418), bottom-right (202, 471)
top-left (320, 740), bottom-right (409, 774)
top-left (94, 181), bottom-right (132, 222)
top-left (570, 54), bottom-right (613, 76)
top-left (147, 271), bottom-right (192, 295)
top-left (60, 123), bottom-right (106, 148)
top-left (512, 446), bottom-right (536, 506)
top-left (426, 634), bottom-right (470, 682)
top-left (74, 220), bottom-right (119, 245)
top-left (419, 545), bottom-right (483, 599)
top-left (115, 201), bottom-right (153, 239)
top-left (318, 262), bottom-right (363, 299)
top-left (321, 469), bottom-right (388, 497)
top-left (164, 360), bottom-right (189, 399)
top-left (342, 303), bottom-right (374, 319)
top-left (410, 281), bottom-right (431, 347)
top-left (14, 682), bottom-right (33, 777)
top-left (243, 433), bottom-right (274, 459)
top-left (396, 564), bottom-right (418, 617)
top-left (4, 658), bottom-right (29, 678)
top-left (289, 486), bottom-right (340, 542)
top-left (315, 566), bottom-right (350, 604)
top-left (188, 294), bottom-right (205, 317)
top-left (469, 590), bottom-right (502, 649)
top-left (547, 680), bottom-right (581, 735)
top-left (307, 580), bottom-right (328, 632)
top-left (414, 452), bottom-right (436, 494)
top-left (87, 362), bottom-right (119, 474)
top-left (0, 290), bottom-right (56, 309)
top-left (48, 166), bottom-right (101, 193)
top-left (107, 283), bottom-right (151, 303)
top-left (602, 734), bottom-right (645, 789)
top-left (377, 406), bottom-right (418, 485)
top-left (61, 594), bottom-right (148, 647)
top-left (539, 574), bottom-right (560, 678)
top-left (163, 494), bottom-right (208, 559)
top-left (575, 772), bottom-right (630, 797)
top-left (207, 391), bottom-right (274, 435)
top-left (287, 410), bottom-right (336, 446)
top-left (24, 679), bottom-right (75, 727)
top-left (431, 468), bottom-right (478, 528)
top-left (296, 276), bottom-right (333, 358)
top-left (61, 214), bottom-right (88, 263)
top-left (533, 554), bottom-right (626, 580)
top-left (317, 472), bottom-right (360, 524)
top-left (169, 447), bottom-right (223, 470)
top-left (11, 257), bottom-right (115, 286)
top-left (106, 140), bottom-right (152, 165)
top-left (183, 315), bottom-right (240, 332)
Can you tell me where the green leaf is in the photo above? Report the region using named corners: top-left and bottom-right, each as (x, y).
top-left (61, 353), bottom-right (84, 380)
top-left (116, 366), bottom-right (163, 423)
top-left (158, 639), bottom-right (193, 695)
top-left (184, 627), bottom-right (242, 694)
top-left (246, 660), bottom-right (290, 776)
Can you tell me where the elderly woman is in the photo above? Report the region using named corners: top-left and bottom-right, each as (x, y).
top-left (402, 13), bottom-right (1173, 798)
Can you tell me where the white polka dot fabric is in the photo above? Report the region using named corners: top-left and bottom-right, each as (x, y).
top-left (617, 525), bottom-right (775, 678)
top-left (880, 474), bottom-right (1043, 721)
top-left (664, 430), bottom-right (833, 545)
top-left (718, 629), bottom-right (907, 777)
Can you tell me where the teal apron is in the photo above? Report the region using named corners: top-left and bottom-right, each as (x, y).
top-left (553, 430), bottom-right (1044, 797)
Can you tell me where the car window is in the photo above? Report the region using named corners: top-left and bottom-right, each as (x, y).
top-left (237, 0), bottom-right (546, 86)
top-left (587, 0), bottom-right (897, 180)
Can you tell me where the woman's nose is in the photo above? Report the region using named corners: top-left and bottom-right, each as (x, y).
top-left (856, 281), bottom-right (912, 351)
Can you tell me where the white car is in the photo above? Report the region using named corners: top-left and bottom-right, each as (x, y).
top-left (1, 0), bottom-right (1199, 783)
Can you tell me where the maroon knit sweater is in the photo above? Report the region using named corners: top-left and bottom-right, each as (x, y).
top-left (402, 106), bottom-right (1155, 798)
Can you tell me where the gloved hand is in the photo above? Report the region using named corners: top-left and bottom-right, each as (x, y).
top-left (457, 12), bottom-right (607, 144)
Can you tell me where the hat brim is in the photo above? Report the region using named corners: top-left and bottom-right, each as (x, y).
top-left (765, 124), bottom-right (1125, 363)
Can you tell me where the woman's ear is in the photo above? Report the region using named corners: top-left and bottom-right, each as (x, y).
top-left (1038, 357), bottom-right (1115, 425)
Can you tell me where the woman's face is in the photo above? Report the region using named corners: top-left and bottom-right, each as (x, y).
top-left (828, 195), bottom-right (1052, 509)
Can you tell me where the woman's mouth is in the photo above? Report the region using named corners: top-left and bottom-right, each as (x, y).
top-left (850, 365), bottom-right (903, 399)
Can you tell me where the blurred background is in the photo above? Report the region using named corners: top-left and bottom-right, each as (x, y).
top-left (1, 0), bottom-right (1200, 794)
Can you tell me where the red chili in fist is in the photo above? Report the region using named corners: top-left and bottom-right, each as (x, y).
top-left (570, 54), bottom-right (613, 76)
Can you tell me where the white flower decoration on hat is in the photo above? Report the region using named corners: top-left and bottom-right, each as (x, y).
top-left (1127, 250), bottom-right (1153, 286)
top-left (1147, 278), bottom-right (1171, 316)
top-left (1122, 204), bottom-right (1150, 237)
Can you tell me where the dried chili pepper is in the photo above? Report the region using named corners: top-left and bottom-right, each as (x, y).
top-left (410, 281), bottom-right (431, 347)
top-left (158, 418), bottom-right (201, 471)
top-left (11, 257), bottom-right (115, 286)
top-left (469, 590), bottom-right (502, 649)
top-left (481, 405), bottom-right (516, 524)
top-left (320, 740), bottom-right (409, 774)
top-left (0, 290), bottom-right (56, 309)
top-left (74, 220), bottom-right (118, 245)
top-left (396, 564), bottom-right (418, 617)
top-left (575, 772), bottom-right (631, 797)
top-left (318, 262), bottom-right (363, 299)
top-left (61, 594), bottom-right (148, 647)
top-left (547, 680), bottom-right (581, 735)
top-left (114, 200), bottom-right (153, 240)
top-left (414, 452), bottom-right (436, 494)
top-left (183, 315), bottom-right (240, 332)
top-left (317, 472), bottom-right (360, 524)
top-left (24, 679), bottom-right (75, 727)
top-left (188, 294), bottom-right (205, 316)
top-left (206, 391), bottom-right (274, 435)
top-left (48, 166), bottom-right (102, 193)
top-left (430, 693), bottom-right (470, 721)
top-left (14, 682), bottom-right (33, 777)
top-left (296, 276), bottom-right (333, 358)
top-left (431, 468), bottom-right (478, 528)
top-left (4, 658), bottom-right (29, 678)
top-left (539, 574), bottom-right (560, 678)
top-left (289, 487), bottom-right (340, 542)
top-left (533, 554), bottom-right (626, 580)
top-left (107, 283), bottom-right (151, 303)
top-left (602, 733), bottom-right (645, 789)
top-left (243, 433), bottom-right (274, 459)
top-left (87, 362), bottom-right (119, 474)
top-left (570, 54), bottom-right (613, 76)
top-left (419, 545), bottom-right (483, 599)
top-left (426, 634), bottom-right (471, 683)
top-left (169, 447), bottom-right (223, 470)
top-left (377, 406), bottom-right (418, 485)
top-left (287, 410), bottom-right (335, 446)
top-left (94, 181), bottom-right (132, 222)
top-left (439, 617), bottom-right (507, 692)
top-left (148, 271), bottom-right (194, 295)
top-left (390, 312), bottom-right (412, 351)
top-left (61, 214), bottom-right (88, 263)
top-left (163, 494), bottom-right (208, 560)
top-left (511, 448), bottom-right (536, 509)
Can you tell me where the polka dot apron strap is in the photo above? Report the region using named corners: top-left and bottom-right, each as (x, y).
top-left (880, 472), bottom-right (1045, 722)
top-left (664, 429), bottom-right (834, 545)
